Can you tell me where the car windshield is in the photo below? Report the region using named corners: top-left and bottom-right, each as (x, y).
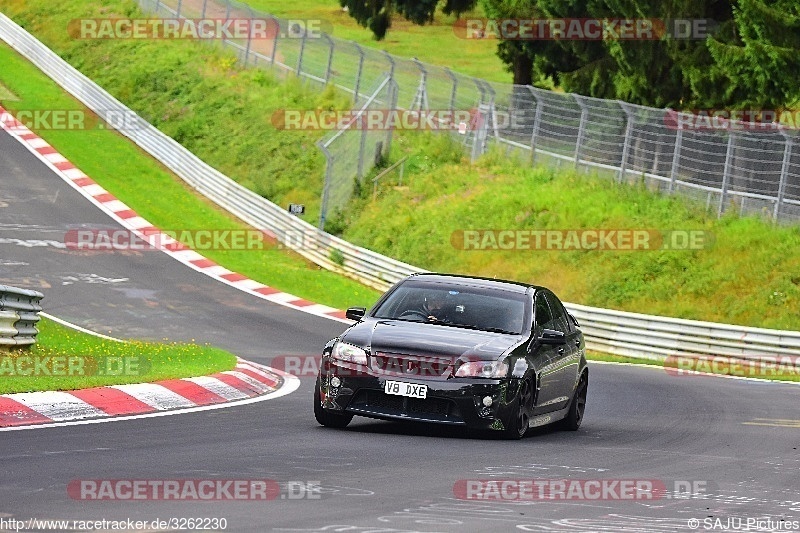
top-left (371, 280), bottom-right (528, 335)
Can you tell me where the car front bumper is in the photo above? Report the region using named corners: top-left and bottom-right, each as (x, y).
top-left (317, 358), bottom-right (526, 432)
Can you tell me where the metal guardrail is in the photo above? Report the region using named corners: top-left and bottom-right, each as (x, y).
top-left (0, 285), bottom-right (43, 346)
top-left (2, 13), bottom-right (799, 362)
top-left (567, 303), bottom-right (800, 361)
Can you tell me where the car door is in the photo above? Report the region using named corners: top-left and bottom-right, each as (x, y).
top-left (543, 291), bottom-right (581, 410)
top-left (530, 291), bottom-right (563, 415)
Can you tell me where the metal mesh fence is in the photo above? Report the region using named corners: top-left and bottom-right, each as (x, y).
top-left (139, 0), bottom-right (800, 224)
top-left (317, 76), bottom-right (397, 229)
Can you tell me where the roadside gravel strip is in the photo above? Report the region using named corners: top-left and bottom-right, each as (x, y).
top-left (0, 105), bottom-right (351, 324)
top-left (0, 356), bottom-right (298, 429)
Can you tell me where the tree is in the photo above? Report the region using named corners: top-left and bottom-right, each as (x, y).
top-left (339, 0), bottom-right (800, 111)
top-left (705, 0), bottom-right (800, 109)
top-left (340, 0), bottom-right (478, 40)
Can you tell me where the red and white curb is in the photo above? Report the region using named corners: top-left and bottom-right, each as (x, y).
top-left (0, 358), bottom-right (300, 431)
top-left (0, 106), bottom-right (351, 324)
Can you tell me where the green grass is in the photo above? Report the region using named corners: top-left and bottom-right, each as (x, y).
top-left (0, 318), bottom-right (237, 394)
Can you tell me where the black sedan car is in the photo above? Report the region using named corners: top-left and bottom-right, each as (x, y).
top-left (314, 273), bottom-right (588, 438)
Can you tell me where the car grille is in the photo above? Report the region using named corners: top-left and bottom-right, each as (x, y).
top-left (347, 389), bottom-right (463, 424)
top-left (370, 352), bottom-right (453, 379)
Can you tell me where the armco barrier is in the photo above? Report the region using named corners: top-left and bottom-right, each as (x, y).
top-left (0, 285), bottom-right (44, 346)
top-left (1, 13), bottom-right (799, 362)
top-left (567, 303), bottom-right (800, 361)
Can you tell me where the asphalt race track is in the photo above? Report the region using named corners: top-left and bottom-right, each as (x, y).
top-left (1, 128), bottom-right (799, 532)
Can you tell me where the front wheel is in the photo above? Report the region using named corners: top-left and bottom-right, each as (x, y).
top-left (314, 382), bottom-right (353, 428)
top-left (504, 378), bottom-right (533, 439)
top-left (561, 373), bottom-right (587, 431)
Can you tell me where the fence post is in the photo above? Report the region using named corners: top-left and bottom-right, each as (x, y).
top-left (411, 58), bottom-right (428, 110)
top-left (382, 50), bottom-right (396, 84)
top-left (669, 111), bottom-right (684, 194)
top-left (322, 34), bottom-right (334, 83)
top-left (269, 16), bottom-right (279, 66)
top-left (296, 25), bottom-right (308, 75)
top-left (318, 142), bottom-right (334, 230)
top-left (718, 132), bottom-right (736, 217)
top-left (528, 87), bottom-right (542, 164)
top-left (470, 81), bottom-right (488, 163)
top-left (222, 1), bottom-right (231, 48)
top-left (243, 7), bottom-right (254, 66)
top-left (573, 95), bottom-right (588, 169)
top-left (481, 80), bottom-right (499, 140)
top-left (775, 130), bottom-right (793, 221)
top-left (384, 78), bottom-right (398, 158)
top-left (618, 102), bottom-right (635, 183)
top-left (471, 105), bottom-right (489, 164)
top-left (352, 43), bottom-right (364, 104)
top-left (176, 0), bottom-right (182, 18)
top-left (201, 0), bottom-right (207, 19)
top-left (444, 67), bottom-right (458, 120)
top-left (357, 114), bottom-right (367, 180)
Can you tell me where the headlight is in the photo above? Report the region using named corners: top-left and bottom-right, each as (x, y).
top-left (455, 360), bottom-right (509, 378)
top-left (331, 341), bottom-right (368, 365)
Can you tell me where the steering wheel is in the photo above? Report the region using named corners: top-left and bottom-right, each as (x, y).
top-left (398, 310), bottom-right (429, 321)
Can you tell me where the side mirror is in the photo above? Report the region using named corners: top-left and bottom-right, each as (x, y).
top-left (568, 313), bottom-right (580, 328)
top-left (539, 328), bottom-right (566, 345)
top-left (345, 307), bottom-right (366, 321)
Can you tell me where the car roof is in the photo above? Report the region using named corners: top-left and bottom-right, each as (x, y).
top-left (406, 273), bottom-right (541, 294)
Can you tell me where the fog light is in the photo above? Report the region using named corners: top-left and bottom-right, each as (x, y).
top-left (330, 376), bottom-right (341, 387)
top-left (482, 396), bottom-right (493, 407)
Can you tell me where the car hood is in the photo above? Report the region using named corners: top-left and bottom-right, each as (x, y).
top-left (340, 319), bottom-right (521, 361)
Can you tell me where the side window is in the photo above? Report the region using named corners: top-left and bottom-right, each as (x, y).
top-left (534, 293), bottom-right (553, 330)
top-left (544, 291), bottom-right (570, 334)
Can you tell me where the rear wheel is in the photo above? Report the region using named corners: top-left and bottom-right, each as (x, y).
top-left (561, 373), bottom-right (587, 431)
top-left (504, 378), bottom-right (533, 439)
top-left (313, 382), bottom-right (353, 428)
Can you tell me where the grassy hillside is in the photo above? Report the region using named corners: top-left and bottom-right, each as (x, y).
top-left (0, 0), bottom-right (797, 330)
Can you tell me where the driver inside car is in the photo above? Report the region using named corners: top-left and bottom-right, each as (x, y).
top-left (422, 293), bottom-right (449, 322)
top-left (399, 292), bottom-right (452, 323)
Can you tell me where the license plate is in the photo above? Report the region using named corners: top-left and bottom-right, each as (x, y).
top-left (384, 380), bottom-right (427, 399)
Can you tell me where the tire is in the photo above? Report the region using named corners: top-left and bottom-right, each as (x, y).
top-left (313, 382), bottom-right (353, 428)
top-left (561, 372), bottom-right (588, 431)
top-left (504, 378), bottom-right (533, 439)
